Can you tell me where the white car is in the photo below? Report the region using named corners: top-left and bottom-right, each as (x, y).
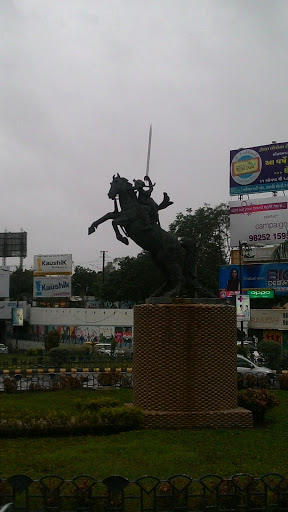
top-left (114, 348), bottom-right (125, 356)
top-left (0, 343), bottom-right (8, 354)
top-left (237, 354), bottom-right (274, 381)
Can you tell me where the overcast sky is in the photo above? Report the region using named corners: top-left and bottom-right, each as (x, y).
top-left (1, 0), bottom-right (288, 272)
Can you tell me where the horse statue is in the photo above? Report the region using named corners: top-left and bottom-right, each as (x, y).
top-left (88, 174), bottom-right (214, 298)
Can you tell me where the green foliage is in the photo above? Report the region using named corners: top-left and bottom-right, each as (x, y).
top-left (2, 389), bottom-right (288, 479)
top-left (0, 397), bottom-right (144, 438)
top-left (97, 371), bottom-right (120, 386)
top-left (237, 345), bottom-right (249, 357)
top-left (75, 396), bottom-right (121, 411)
top-left (47, 345), bottom-right (87, 366)
top-left (257, 339), bottom-right (282, 370)
top-left (102, 252), bottom-right (162, 303)
top-left (26, 348), bottom-right (44, 357)
top-left (237, 373), bottom-right (271, 390)
top-left (72, 265), bottom-right (103, 299)
top-left (278, 373), bottom-right (288, 390)
top-left (169, 203), bottom-right (230, 294)
top-left (44, 330), bottom-right (61, 351)
top-left (9, 267), bottom-right (33, 300)
top-left (3, 376), bottom-right (17, 393)
top-left (97, 406), bottom-right (144, 432)
top-left (238, 388), bottom-right (279, 422)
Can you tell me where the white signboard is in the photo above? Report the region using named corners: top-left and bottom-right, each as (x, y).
top-left (33, 276), bottom-right (72, 298)
top-left (230, 196), bottom-right (288, 247)
top-left (0, 267), bottom-right (10, 298)
top-left (242, 246), bottom-right (280, 262)
top-left (236, 295), bottom-right (251, 321)
top-left (0, 301), bottom-right (27, 320)
top-left (33, 254), bottom-right (72, 276)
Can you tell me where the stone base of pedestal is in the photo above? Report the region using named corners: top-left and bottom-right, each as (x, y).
top-left (133, 303), bottom-right (253, 429)
top-left (142, 408), bottom-right (252, 429)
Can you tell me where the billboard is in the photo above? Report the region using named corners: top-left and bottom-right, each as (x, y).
top-left (12, 307), bottom-right (24, 326)
top-left (33, 276), bottom-right (72, 298)
top-left (246, 290), bottom-right (275, 299)
top-left (219, 263), bottom-right (288, 296)
top-left (229, 196), bottom-right (288, 247)
top-left (230, 142), bottom-right (288, 195)
top-left (0, 267), bottom-right (10, 298)
top-left (33, 254), bottom-right (72, 276)
top-left (0, 301), bottom-right (27, 320)
top-left (0, 232), bottom-right (27, 258)
top-left (236, 295), bottom-right (250, 321)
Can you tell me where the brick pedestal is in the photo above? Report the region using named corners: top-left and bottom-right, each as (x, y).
top-left (133, 303), bottom-right (252, 429)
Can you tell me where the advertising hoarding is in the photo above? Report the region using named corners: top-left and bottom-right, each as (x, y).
top-left (33, 254), bottom-right (72, 276)
top-left (219, 263), bottom-right (288, 296)
top-left (0, 267), bottom-right (10, 298)
top-left (33, 276), bottom-right (72, 298)
top-left (246, 290), bottom-right (275, 299)
top-left (12, 307), bottom-right (24, 326)
top-left (229, 196), bottom-right (288, 247)
top-left (0, 232), bottom-right (27, 258)
top-left (230, 142), bottom-right (288, 195)
top-left (236, 295), bottom-right (250, 321)
top-left (0, 301), bottom-right (27, 320)
top-left (243, 246), bottom-right (281, 262)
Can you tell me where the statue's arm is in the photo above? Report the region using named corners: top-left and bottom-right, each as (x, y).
top-left (144, 176), bottom-right (155, 196)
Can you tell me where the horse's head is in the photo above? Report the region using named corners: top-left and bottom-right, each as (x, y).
top-left (108, 173), bottom-right (133, 200)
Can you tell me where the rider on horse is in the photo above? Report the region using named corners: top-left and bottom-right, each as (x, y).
top-left (133, 175), bottom-right (173, 227)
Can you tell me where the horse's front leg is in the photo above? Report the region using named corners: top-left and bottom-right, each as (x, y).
top-left (88, 212), bottom-right (116, 235)
top-left (112, 219), bottom-right (129, 245)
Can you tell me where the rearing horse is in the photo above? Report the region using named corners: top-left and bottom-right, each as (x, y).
top-left (88, 174), bottom-right (211, 297)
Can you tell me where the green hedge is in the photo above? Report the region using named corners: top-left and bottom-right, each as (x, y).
top-left (0, 401), bottom-right (144, 438)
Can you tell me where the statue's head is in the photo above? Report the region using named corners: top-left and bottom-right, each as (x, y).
top-left (133, 179), bottom-right (145, 190)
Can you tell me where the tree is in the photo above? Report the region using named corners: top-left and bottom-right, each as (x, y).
top-left (101, 252), bottom-right (162, 303)
top-left (257, 339), bottom-right (282, 370)
top-left (9, 268), bottom-right (33, 300)
top-left (72, 266), bottom-right (101, 299)
top-left (169, 203), bottom-right (230, 295)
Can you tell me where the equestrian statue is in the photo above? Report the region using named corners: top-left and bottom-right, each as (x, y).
top-left (88, 174), bottom-right (214, 298)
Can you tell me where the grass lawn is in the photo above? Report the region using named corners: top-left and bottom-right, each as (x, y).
top-left (1, 388), bottom-right (288, 480)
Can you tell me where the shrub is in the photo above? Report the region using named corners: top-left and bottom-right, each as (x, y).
top-left (26, 348), bottom-right (44, 357)
top-left (75, 396), bottom-right (121, 412)
top-left (237, 345), bottom-right (249, 358)
top-left (238, 388), bottom-right (279, 422)
top-left (0, 404), bottom-right (144, 438)
top-left (97, 372), bottom-right (120, 386)
top-left (278, 373), bottom-right (288, 390)
top-left (3, 377), bottom-right (17, 394)
top-left (98, 406), bottom-right (144, 432)
top-left (45, 330), bottom-right (61, 351)
top-left (59, 375), bottom-right (85, 390)
top-left (257, 339), bottom-right (282, 370)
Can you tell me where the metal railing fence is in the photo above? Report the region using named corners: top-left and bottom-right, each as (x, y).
top-left (0, 371), bottom-right (133, 392)
top-left (1, 473), bottom-right (288, 511)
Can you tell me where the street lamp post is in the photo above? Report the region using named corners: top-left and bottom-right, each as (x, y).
top-left (238, 240), bottom-right (247, 347)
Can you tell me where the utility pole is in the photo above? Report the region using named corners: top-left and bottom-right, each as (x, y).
top-left (100, 251), bottom-right (108, 285)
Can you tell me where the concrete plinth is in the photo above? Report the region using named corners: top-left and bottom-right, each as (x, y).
top-left (133, 303), bottom-right (252, 429)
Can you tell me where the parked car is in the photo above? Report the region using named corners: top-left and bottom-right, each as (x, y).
top-left (237, 354), bottom-right (274, 381)
top-left (0, 343), bottom-right (8, 354)
top-left (114, 348), bottom-right (125, 356)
